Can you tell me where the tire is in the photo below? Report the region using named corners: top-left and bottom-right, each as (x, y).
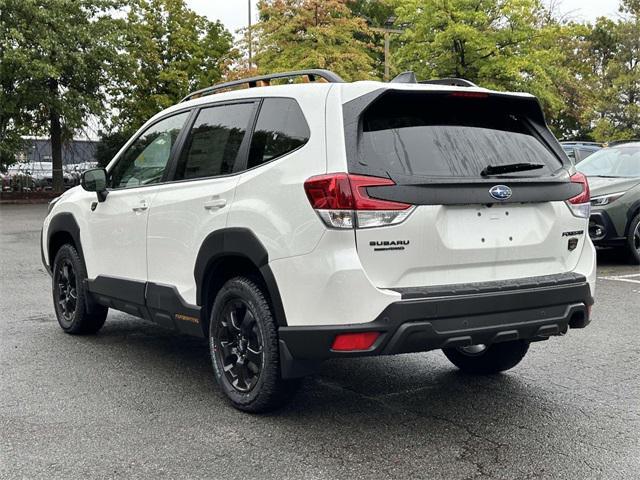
top-left (209, 276), bottom-right (300, 413)
top-left (442, 340), bottom-right (530, 374)
top-left (626, 213), bottom-right (640, 265)
top-left (52, 244), bottom-right (108, 334)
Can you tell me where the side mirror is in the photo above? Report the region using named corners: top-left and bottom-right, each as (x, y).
top-left (81, 168), bottom-right (108, 202)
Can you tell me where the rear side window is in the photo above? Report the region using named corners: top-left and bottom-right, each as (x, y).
top-left (175, 102), bottom-right (254, 180)
top-left (247, 98), bottom-right (309, 169)
top-left (357, 93), bottom-right (561, 178)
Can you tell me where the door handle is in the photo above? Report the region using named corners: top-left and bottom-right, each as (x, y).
top-left (132, 200), bottom-right (148, 213)
top-left (204, 198), bottom-right (227, 211)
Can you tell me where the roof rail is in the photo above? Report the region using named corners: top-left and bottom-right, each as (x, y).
top-left (420, 78), bottom-right (478, 88)
top-left (181, 69), bottom-right (344, 103)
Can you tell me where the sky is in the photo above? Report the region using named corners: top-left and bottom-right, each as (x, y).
top-left (185, 0), bottom-right (622, 35)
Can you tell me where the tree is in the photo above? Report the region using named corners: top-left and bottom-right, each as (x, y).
top-left (109, 0), bottom-right (234, 132)
top-left (588, 1), bottom-right (640, 141)
top-left (253, 0), bottom-right (375, 81)
top-left (390, 0), bottom-right (585, 137)
top-left (0, 0), bottom-right (126, 191)
top-left (95, 130), bottom-right (133, 168)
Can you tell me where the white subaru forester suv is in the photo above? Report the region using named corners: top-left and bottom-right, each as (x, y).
top-left (42, 70), bottom-right (596, 412)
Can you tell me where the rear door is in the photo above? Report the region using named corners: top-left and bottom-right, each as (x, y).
top-left (146, 100), bottom-right (257, 306)
top-left (345, 90), bottom-right (588, 288)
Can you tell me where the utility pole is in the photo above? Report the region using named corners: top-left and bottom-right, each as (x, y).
top-left (370, 26), bottom-right (404, 81)
top-left (248, 0), bottom-right (252, 68)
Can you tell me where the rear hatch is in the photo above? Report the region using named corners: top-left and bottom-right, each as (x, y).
top-left (343, 89), bottom-right (589, 288)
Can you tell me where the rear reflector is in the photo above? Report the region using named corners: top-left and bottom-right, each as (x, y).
top-left (304, 173), bottom-right (414, 229)
top-left (331, 331), bottom-right (380, 351)
top-left (566, 172), bottom-right (591, 218)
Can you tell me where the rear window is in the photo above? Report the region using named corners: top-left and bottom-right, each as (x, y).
top-left (357, 93), bottom-right (562, 178)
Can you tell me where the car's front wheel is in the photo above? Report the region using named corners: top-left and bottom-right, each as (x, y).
top-left (442, 340), bottom-right (530, 374)
top-left (52, 244), bottom-right (108, 334)
top-left (626, 213), bottom-right (640, 265)
top-left (209, 276), bottom-right (300, 412)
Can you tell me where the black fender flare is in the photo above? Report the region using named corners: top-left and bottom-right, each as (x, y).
top-left (46, 212), bottom-right (85, 269)
top-left (625, 199), bottom-right (640, 235)
top-left (194, 228), bottom-right (288, 326)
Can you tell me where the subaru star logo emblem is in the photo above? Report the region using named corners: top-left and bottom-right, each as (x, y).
top-left (489, 185), bottom-right (512, 201)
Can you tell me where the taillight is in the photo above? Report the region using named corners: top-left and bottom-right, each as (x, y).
top-left (331, 331), bottom-right (380, 351)
top-left (566, 172), bottom-right (591, 218)
top-left (304, 173), bottom-right (414, 229)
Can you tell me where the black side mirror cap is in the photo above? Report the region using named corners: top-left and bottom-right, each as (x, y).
top-left (81, 168), bottom-right (109, 202)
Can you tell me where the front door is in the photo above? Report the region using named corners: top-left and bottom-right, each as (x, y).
top-left (83, 111), bottom-right (191, 285)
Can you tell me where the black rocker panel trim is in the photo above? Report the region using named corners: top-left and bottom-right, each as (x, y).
top-left (146, 283), bottom-right (202, 336)
top-left (46, 212), bottom-right (84, 270)
top-left (86, 276), bottom-right (203, 337)
top-left (194, 228), bottom-right (287, 326)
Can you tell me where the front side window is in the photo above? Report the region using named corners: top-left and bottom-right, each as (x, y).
top-left (175, 102), bottom-right (255, 180)
top-left (247, 98), bottom-right (310, 169)
top-left (109, 112), bottom-right (189, 189)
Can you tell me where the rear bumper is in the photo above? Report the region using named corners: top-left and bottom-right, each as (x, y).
top-left (278, 273), bottom-right (593, 378)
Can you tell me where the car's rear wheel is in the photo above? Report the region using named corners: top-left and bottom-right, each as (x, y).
top-left (626, 213), bottom-right (640, 265)
top-left (52, 244), bottom-right (108, 334)
top-left (442, 340), bottom-right (529, 374)
top-left (209, 276), bottom-right (300, 412)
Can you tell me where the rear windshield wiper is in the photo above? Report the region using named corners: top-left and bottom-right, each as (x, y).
top-left (480, 162), bottom-right (545, 177)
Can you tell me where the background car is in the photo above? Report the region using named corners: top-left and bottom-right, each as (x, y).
top-left (576, 142), bottom-right (640, 264)
top-left (561, 141), bottom-right (603, 164)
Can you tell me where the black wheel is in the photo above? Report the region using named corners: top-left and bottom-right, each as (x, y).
top-left (209, 276), bottom-right (300, 412)
top-left (626, 213), bottom-right (640, 265)
top-left (442, 340), bottom-right (530, 374)
top-left (52, 244), bottom-right (108, 334)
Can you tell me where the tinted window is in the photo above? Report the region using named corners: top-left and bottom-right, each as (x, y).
top-left (110, 112), bottom-right (189, 189)
top-left (358, 93), bottom-right (561, 178)
top-left (248, 98), bottom-right (309, 169)
top-left (176, 103), bottom-right (254, 180)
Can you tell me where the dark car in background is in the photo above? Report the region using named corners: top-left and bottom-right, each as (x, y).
top-left (576, 142), bottom-right (640, 264)
top-left (561, 141), bottom-right (603, 164)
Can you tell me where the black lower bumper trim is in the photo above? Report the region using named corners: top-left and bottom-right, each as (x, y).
top-left (278, 277), bottom-right (592, 377)
top-left (590, 210), bottom-right (625, 245)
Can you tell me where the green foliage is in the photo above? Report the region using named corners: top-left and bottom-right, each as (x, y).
top-left (110, 0), bottom-right (234, 132)
top-left (95, 129), bottom-right (134, 167)
top-left (253, 0), bottom-right (375, 81)
top-left (390, 1), bottom-right (570, 133)
top-left (0, 0), bottom-right (125, 187)
top-left (587, 2), bottom-right (640, 141)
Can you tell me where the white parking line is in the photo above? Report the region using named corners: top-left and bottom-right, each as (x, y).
top-left (598, 273), bottom-right (640, 284)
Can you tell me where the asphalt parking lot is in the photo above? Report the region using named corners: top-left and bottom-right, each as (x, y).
top-left (1, 203), bottom-right (639, 480)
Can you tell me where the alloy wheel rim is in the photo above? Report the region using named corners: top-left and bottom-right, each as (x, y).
top-left (634, 222), bottom-right (640, 253)
top-left (215, 299), bottom-right (264, 393)
top-left (56, 260), bottom-right (77, 322)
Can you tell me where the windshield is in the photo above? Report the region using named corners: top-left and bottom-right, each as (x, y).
top-left (577, 145), bottom-right (640, 178)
